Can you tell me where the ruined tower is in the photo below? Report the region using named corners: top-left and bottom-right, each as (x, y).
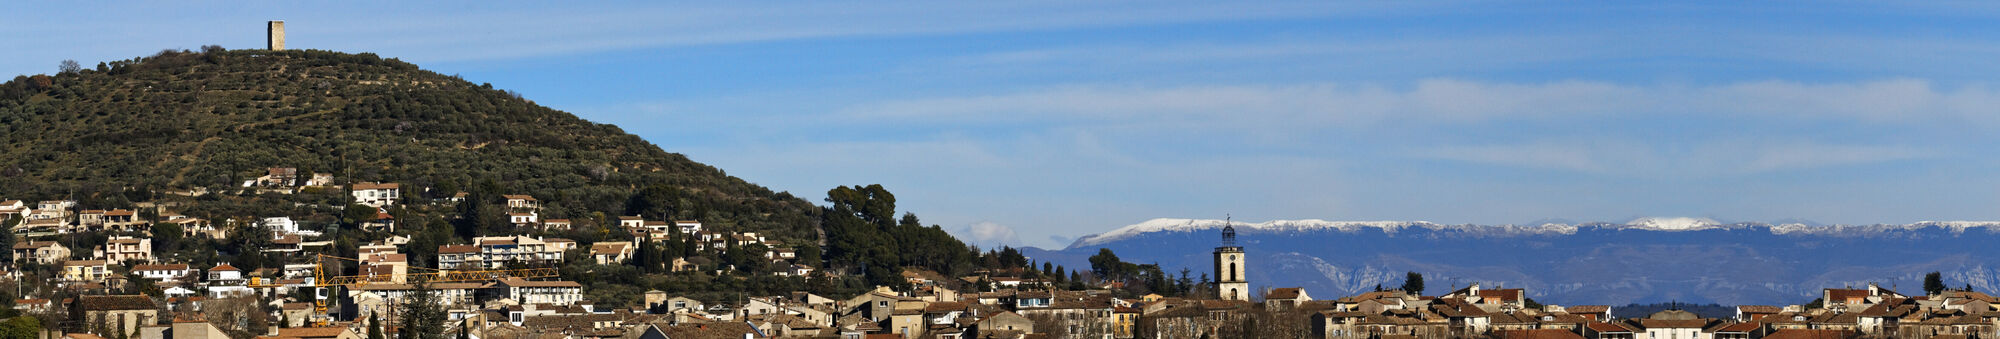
top-left (1214, 221), bottom-right (1248, 301)
top-left (268, 21), bottom-right (285, 51)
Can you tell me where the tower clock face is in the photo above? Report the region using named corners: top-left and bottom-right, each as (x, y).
top-left (1228, 255), bottom-right (1236, 260)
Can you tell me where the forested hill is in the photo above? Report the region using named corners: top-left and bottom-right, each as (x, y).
top-left (0, 48), bottom-right (818, 239)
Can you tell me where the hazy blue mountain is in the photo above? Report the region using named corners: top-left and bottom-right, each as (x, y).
top-left (1021, 218), bottom-right (2000, 306)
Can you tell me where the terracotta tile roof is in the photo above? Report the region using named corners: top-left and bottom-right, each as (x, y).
top-left (1567, 305), bottom-right (1610, 313)
top-left (1826, 288), bottom-right (1869, 303)
top-left (438, 245), bottom-right (478, 254)
top-left (651, 322), bottom-right (762, 339)
top-left (1763, 329), bottom-right (1857, 339)
top-left (78, 295), bottom-right (157, 311)
top-left (1586, 322), bottom-right (1633, 333)
top-left (1267, 287), bottom-right (1305, 300)
top-left (13, 241), bottom-right (59, 250)
top-left (1480, 288), bottom-right (1525, 302)
top-left (503, 195), bottom-right (537, 201)
top-left (1738, 305), bottom-right (1783, 313)
top-left (105, 209), bottom-right (135, 216)
top-left (925, 301), bottom-right (967, 313)
top-left (275, 327), bottom-right (353, 339)
top-left (211, 263), bottom-right (240, 271)
top-left (1496, 329), bottom-right (1585, 339)
top-left (1638, 319), bottom-right (1710, 328)
top-left (351, 182), bottom-right (399, 190)
top-left (1716, 322), bottom-right (1762, 333)
top-left (590, 243), bottom-right (629, 254)
top-left (499, 278), bottom-right (582, 288)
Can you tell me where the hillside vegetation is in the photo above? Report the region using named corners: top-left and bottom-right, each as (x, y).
top-left (0, 48), bottom-right (816, 238)
top-left (0, 48), bottom-right (1023, 305)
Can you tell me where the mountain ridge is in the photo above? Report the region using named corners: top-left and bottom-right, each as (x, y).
top-left (1033, 217), bottom-right (2000, 306)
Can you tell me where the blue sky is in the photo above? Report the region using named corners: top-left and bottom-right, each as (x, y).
top-left (9, 2), bottom-right (2000, 249)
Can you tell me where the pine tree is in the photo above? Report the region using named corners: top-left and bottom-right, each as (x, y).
top-left (400, 283), bottom-right (447, 339)
top-left (1925, 271), bottom-right (1946, 296)
top-left (368, 313), bottom-right (384, 339)
top-left (1401, 272), bottom-right (1426, 295)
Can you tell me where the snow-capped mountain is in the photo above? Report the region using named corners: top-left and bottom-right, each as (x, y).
top-left (1025, 218), bottom-right (2000, 306)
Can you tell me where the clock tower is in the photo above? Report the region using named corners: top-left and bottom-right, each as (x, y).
top-left (1214, 222), bottom-right (1248, 301)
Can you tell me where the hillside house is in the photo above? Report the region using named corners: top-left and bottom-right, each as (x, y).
top-left (350, 182), bottom-right (401, 207)
top-left (75, 295), bottom-right (161, 338)
top-left (589, 241), bottom-right (633, 264)
top-left (509, 212), bottom-right (538, 226)
top-left (207, 263), bottom-right (242, 283)
top-left (102, 209), bottom-right (141, 230)
top-left (674, 220), bottom-right (702, 234)
top-left (504, 195), bottom-right (539, 211)
top-left (63, 260), bottom-right (112, 283)
top-left (13, 241), bottom-right (70, 264)
top-left (132, 264), bottom-right (194, 282)
top-left (0, 200), bottom-right (25, 218)
top-left (32, 200), bottom-right (74, 220)
top-left (94, 236), bottom-right (153, 264)
top-left (541, 218), bottom-right (572, 231)
top-left (78, 209), bottom-right (106, 228)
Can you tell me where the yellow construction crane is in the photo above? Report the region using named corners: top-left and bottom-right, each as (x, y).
top-left (248, 254), bottom-right (560, 325)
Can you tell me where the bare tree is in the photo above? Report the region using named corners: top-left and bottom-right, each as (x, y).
top-left (58, 60), bottom-right (81, 74)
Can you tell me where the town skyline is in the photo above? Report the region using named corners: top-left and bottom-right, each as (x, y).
top-left (9, 2), bottom-right (2000, 248)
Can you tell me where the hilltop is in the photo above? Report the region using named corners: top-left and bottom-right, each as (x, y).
top-left (0, 48), bottom-right (817, 239)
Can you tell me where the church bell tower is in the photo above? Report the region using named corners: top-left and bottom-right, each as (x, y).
top-left (1214, 219), bottom-right (1248, 301)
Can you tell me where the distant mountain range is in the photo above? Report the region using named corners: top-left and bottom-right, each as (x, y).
top-left (1022, 218), bottom-right (2000, 306)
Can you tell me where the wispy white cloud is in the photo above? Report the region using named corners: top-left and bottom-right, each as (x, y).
top-left (845, 78), bottom-right (2000, 128)
top-left (1418, 141), bottom-right (1943, 176)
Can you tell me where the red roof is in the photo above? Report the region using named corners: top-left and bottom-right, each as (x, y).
top-left (1267, 287), bottom-right (1305, 300)
top-left (1496, 329), bottom-right (1585, 339)
top-left (1826, 289), bottom-right (1869, 303)
top-left (1480, 288), bottom-right (1524, 302)
top-left (1764, 329), bottom-right (1856, 339)
top-left (1567, 305), bottom-right (1610, 313)
top-left (1586, 322), bottom-right (1632, 333)
top-left (1716, 322), bottom-right (1762, 333)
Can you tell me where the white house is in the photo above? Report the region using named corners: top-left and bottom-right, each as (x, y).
top-left (509, 212), bottom-right (538, 226)
top-left (617, 216), bottom-right (645, 229)
top-left (350, 182), bottom-right (401, 207)
top-left (261, 217), bottom-right (299, 234)
top-left (494, 278), bottom-right (584, 305)
top-left (674, 220), bottom-right (703, 234)
top-left (133, 264), bottom-right (194, 281)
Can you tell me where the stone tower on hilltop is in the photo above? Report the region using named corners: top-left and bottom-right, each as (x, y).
top-left (268, 21), bottom-right (285, 51)
top-left (1214, 221), bottom-right (1248, 301)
